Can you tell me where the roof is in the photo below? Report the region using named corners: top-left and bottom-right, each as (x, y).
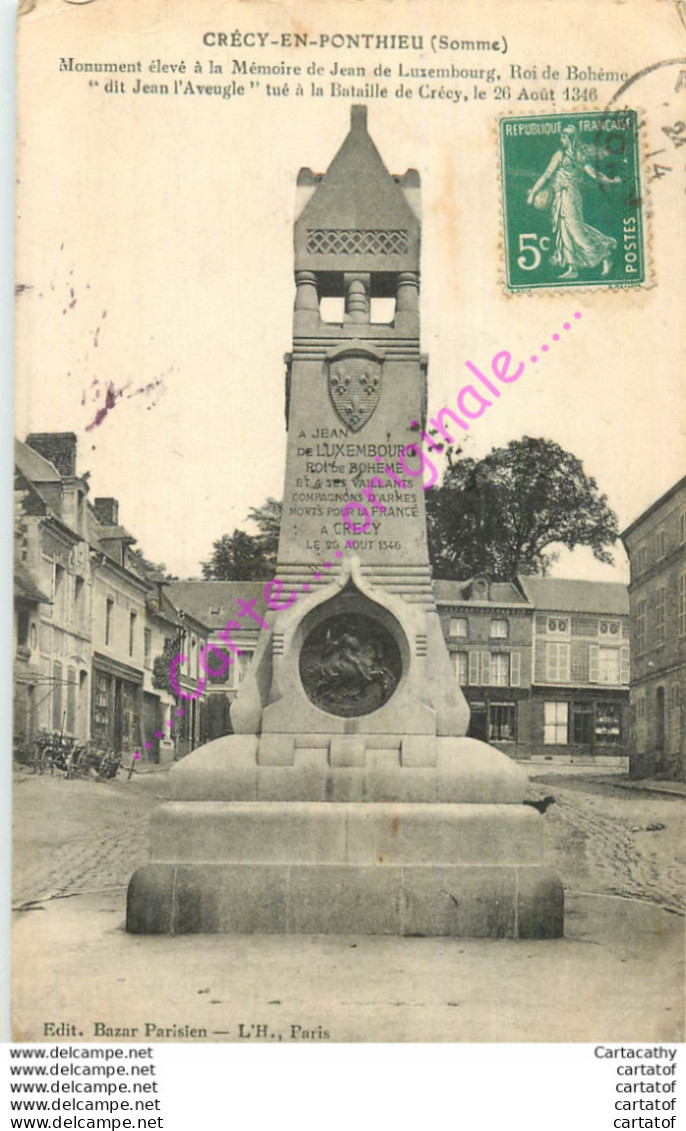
top-left (14, 559), bottom-right (51, 604)
top-left (433, 579), bottom-right (529, 607)
top-left (521, 577), bottom-right (629, 616)
top-left (14, 438), bottom-right (61, 483)
top-left (621, 474), bottom-right (686, 542)
top-left (166, 581), bottom-right (270, 630)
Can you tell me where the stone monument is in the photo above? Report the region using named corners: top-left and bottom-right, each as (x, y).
top-left (127, 106), bottom-right (563, 938)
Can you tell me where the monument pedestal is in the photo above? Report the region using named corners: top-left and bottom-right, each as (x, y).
top-left (127, 106), bottom-right (563, 941)
top-left (127, 737), bottom-right (563, 938)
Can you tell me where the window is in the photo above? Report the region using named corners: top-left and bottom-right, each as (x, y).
top-left (453, 651), bottom-right (468, 685)
top-left (129, 612), bottom-right (137, 657)
top-left (16, 607), bottom-right (30, 648)
top-left (489, 704), bottom-right (516, 742)
top-left (66, 666), bottom-right (76, 733)
top-left (144, 629), bottom-right (152, 669)
top-left (636, 599), bottom-right (647, 653)
top-left (449, 617), bottom-right (468, 638)
top-left (489, 619), bottom-right (508, 639)
top-left (490, 652), bottom-right (510, 687)
top-left (599, 620), bottom-right (620, 636)
top-left (672, 683), bottom-right (681, 710)
top-left (636, 545), bottom-right (647, 575)
top-left (105, 598), bottom-right (114, 646)
top-left (679, 572), bottom-right (686, 638)
top-left (657, 530), bottom-right (667, 559)
top-left (547, 617), bottom-right (569, 634)
top-left (546, 641), bottom-right (570, 682)
top-left (680, 511), bottom-right (686, 546)
top-left (54, 564), bottom-right (66, 620)
top-left (74, 576), bottom-right (86, 629)
top-left (544, 701), bottom-right (568, 744)
top-left (656, 587), bottom-right (666, 646)
top-left (595, 702), bottom-right (621, 745)
top-left (636, 693), bottom-right (646, 720)
top-left (571, 703), bottom-right (592, 745)
top-left (597, 646), bottom-right (620, 684)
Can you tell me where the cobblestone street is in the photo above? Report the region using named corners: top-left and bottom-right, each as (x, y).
top-left (12, 764), bottom-right (685, 913)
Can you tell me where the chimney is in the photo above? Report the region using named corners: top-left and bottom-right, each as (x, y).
top-left (26, 432), bottom-right (77, 477)
top-left (94, 497), bottom-right (119, 526)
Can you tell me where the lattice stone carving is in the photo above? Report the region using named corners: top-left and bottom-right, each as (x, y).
top-left (307, 229), bottom-right (408, 255)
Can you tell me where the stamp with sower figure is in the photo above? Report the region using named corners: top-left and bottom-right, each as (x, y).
top-left (500, 110), bottom-right (644, 291)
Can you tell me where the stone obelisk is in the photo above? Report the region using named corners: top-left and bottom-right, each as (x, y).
top-left (127, 107), bottom-right (563, 938)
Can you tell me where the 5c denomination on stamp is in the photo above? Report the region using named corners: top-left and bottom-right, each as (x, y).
top-left (500, 110), bottom-right (644, 291)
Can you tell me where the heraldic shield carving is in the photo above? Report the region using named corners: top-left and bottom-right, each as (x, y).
top-left (328, 353), bottom-right (382, 432)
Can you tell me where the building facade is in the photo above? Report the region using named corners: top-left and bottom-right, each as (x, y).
top-left (435, 574), bottom-right (630, 762)
top-left (13, 433), bottom-right (206, 762)
top-left (621, 476), bottom-right (686, 780)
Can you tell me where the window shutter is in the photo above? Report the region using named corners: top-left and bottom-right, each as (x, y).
top-left (560, 643), bottom-right (570, 682)
top-left (589, 643), bottom-right (599, 683)
top-left (510, 651), bottom-right (521, 687)
top-left (620, 645), bottom-right (630, 685)
top-left (546, 642), bottom-right (558, 681)
top-left (480, 652), bottom-right (491, 686)
top-left (468, 651), bottom-right (480, 686)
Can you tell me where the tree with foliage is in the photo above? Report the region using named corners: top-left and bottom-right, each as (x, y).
top-left (425, 437), bottom-right (618, 581)
top-left (201, 498), bottom-right (281, 580)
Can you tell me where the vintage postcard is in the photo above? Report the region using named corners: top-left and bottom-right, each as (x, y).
top-left (11, 0), bottom-right (685, 1044)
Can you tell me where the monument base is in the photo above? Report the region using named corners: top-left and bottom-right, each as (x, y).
top-left (126, 800), bottom-right (564, 938)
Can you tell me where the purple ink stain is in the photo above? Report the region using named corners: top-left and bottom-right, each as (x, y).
top-left (541, 344), bottom-right (549, 352)
top-left (133, 752), bottom-right (141, 760)
top-left (166, 719), bottom-right (173, 727)
top-left (144, 742), bottom-right (152, 750)
top-left (335, 550), bottom-right (343, 558)
top-left (155, 731), bottom-right (164, 739)
top-left (563, 322), bottom-right (571, 331)
top-left (312, 573), bottom-right (321, 580)
top-left (324, 562), bottom-right (332, 569)
top-left (176, 708), bottom-right (185, 717)
top-left (530, 355), bottom-right (538, 364)
top-left (552, 333), bottom-right (560, 341)
top-left (574, 311), bottom-right (582, 319)
top-left (302, 584), bottom-right (311, 592)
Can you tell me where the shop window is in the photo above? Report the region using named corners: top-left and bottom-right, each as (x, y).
top-left (595, 702), bottom-right (621, 745)
top-left (571, 703), bottom-right (592, 745)
top-left (489, 703), bottom-right (516, 742)
top-left (546, 642), bottom-right (570, 682)
top-left (449, 617), bottom-right (468, 638)
top-left (453, 651), bottom-right (468, 685)
top-left (489, 619), bottom-right (508, 639)
top-left (490, 652), bottom-right (510, 687)
top-left (544, 701), bottom-right (568, 744)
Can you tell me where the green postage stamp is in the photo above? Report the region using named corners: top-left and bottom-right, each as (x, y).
top-left (500, 110), bottom-right (644, 291)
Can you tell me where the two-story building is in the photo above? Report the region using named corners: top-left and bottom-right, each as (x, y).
top-left (434, 574), bottom-right (630, 762)
top-left (524, 578), bottom-right (630, 764)
top-left (621, 476), bottom-right (686, 780)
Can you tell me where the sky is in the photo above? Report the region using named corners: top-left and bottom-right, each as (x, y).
top-left (13, 0), bottom-right (686, 583)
